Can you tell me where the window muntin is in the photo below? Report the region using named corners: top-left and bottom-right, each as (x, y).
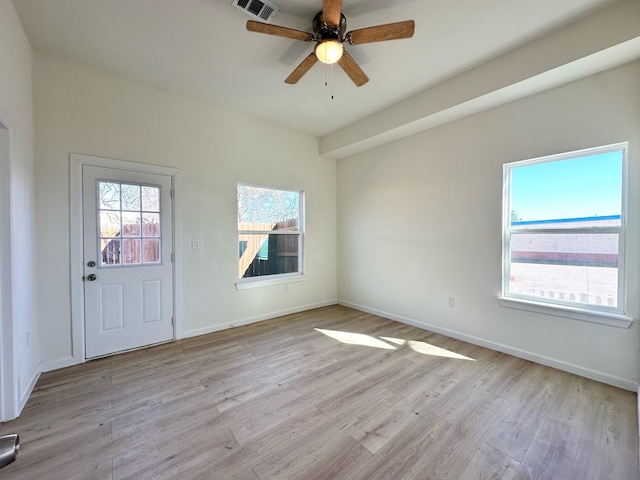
top-left (98, 181), bottom-right (161, 267)
top-left (503, 144), bottom-right (627, 315)
top-left (237, 184), bottom-right (303, 280)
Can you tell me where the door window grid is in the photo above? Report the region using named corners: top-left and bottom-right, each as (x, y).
top-left (97, 181), bottom-right (162, 267)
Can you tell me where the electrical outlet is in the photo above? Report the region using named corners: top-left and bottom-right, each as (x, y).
top-left (191, 238), bottom-right (199, 249)
top-left (447, 297), bottom-right (455, 308)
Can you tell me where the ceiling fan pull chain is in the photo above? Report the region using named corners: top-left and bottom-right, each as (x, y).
top-left (331, 63), bottom-right (335, 100)
top-left (323, 63), bottom-right (335, 100)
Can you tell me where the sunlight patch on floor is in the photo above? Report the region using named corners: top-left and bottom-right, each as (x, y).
top-left (406, 340), bottom-right (475, 361)
top-left (315, 330), bottom-right (475, 360)
top-left (314, 328), bottom-right (396, 350)
top-left (381, 336), bottom-right (474, 360)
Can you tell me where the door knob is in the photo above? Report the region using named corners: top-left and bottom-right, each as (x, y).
top-left (85, 274), bottom-right (97, 281)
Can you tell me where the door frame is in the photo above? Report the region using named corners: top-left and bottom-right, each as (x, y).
top-left (70, 154), bottom-right (183, 364)
top-left (0, 122), bottom-right (16, 421)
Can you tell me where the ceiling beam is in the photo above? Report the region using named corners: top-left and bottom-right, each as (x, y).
top-left (320, 0), bottom-right (640, 159)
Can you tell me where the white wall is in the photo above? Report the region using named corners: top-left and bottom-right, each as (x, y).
top-left (0, 0), bottom-right (40, 420)
top-left (337, 61), bottom-right (640, 389)
top-left (33, 53), bottom-right (337, 367)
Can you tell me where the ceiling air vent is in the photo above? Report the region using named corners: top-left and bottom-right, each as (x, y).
top-left (233, 0), bottom-right (279, 23)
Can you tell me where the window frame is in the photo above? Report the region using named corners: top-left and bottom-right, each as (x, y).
top-left (499, 142), bottom-right (632, 328)
top-left (236, 183), bottom-right (305, 288)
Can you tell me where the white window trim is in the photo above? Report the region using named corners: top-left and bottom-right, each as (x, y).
top-left (497, 296), bottom-right (633, 328)
top-left (236, 183), bottom-right (304, 286)
top-left (500, 142), bottom-right (632, 328)
top-left (235, 272), bottom-right (307, 290)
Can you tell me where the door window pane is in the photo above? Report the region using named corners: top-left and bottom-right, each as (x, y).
top-left (142, 186), bottom-right (160, 211)
top-left (122, 239), bottom-right (141, 265)
top-left (121, 184), bottom-right (141, 211)
top-left (122, 212), bottom-right (141, 237)
top-left (100, 211), bottom-right (121, 237)
top-left (143, 239), bottom-right (160, 263)
top-left (142, 213), bottom-right (160, 237)
top-left (101, 238), bottom-right (121, 265)
top-left (98, 182), bottom-right (120, 210)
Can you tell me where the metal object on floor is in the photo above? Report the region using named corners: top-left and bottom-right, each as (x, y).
top-left (0, 434), bottom-right (19, 469)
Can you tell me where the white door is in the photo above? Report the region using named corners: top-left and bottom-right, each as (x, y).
top-left (83, 165), bottom-right (174, 358)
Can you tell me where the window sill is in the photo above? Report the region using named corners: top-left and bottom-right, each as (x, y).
top-left (497, 296), bottom-right (633, 328)
top-left (235, 274), bottom-right (307, 290)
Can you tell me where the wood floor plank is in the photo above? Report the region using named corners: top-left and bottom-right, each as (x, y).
top-left (0, 421), bottom-right (114, 480)
top-left (484, 380), bottom-right (559, 461)
top-left (114, 423), bottom-right (237, 479)
top-left (222, 383), bottom-right (313, 444)
top-left (414, 391), bottom-right (512, 479)
top-left (0, 305), bottom-right (636, 479)
top-left (458, 443), bottom-right (520, 480)
top-left (350, 398), bottom-right (419, 454)
top-left (349, 410), bottom-right (452, 480)
top-left (547, 373), bottom-right (600, 429)
top-left (252, 426), bottom-right (372, 480)
top-left (201, 406), bottom-right (330, 479)
top-left (514, 417), bottom-right (583, 480)
top-left (201, 364), bottom-right (280, 411)
top-left (570, 385), bottom-right (639, 480)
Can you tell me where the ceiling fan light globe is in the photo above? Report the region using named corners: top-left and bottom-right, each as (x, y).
top-left (315, 39), bottom-right (343, 64)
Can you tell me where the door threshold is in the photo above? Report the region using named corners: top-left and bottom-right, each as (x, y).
top-left (86, 339), bottom-right (176, 361)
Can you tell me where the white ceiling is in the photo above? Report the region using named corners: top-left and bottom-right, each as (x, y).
top-left (13, 0), bottom-right (620, 137)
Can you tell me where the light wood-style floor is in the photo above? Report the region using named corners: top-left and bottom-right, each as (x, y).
top-left (1, 305), bottom-right (637, 479)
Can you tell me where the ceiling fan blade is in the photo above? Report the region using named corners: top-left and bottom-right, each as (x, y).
top-left (322, 0), bottom-right (342, 28)
top-left (347, 20), bottom-right (415, 45)
top-left (285, 53), bottom-right (318, 84)
top-left (337, 51), bottom-right (369, 87)
top-left (247, 20), bottom-right (313, 42)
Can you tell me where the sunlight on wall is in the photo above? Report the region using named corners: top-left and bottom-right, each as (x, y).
top-left (315, 329), bottom-right (475, 360)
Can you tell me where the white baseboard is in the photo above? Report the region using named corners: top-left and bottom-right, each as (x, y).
top-left (182, 300), bottom-right (338, 339)
top-left (19, 367), bottom-right (41, 413)
top-left (40, 356), bottom-right (76, 373)
top-left (339, 300), bottom-right (638, 392)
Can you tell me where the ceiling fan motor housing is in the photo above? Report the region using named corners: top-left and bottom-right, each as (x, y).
top-left (312, 11), bottom-right (346, 41)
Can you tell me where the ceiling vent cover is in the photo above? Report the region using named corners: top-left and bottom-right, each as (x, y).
top-left (233, 0), bottom-right (279, 23)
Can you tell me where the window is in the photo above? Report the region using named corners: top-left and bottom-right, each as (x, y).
top-left (501, 143), bottom-right (629, 324)
top-left (237, 184), bottom-right (303, 281)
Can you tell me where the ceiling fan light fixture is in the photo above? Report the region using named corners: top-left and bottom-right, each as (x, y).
top-left (315, 39), bottom-right (343, 64)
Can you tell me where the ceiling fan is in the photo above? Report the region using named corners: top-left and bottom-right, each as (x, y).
top-left (246, 0), bottom-right (415, 87)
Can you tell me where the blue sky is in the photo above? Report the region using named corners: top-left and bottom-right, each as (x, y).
top-left (510, 150), bottom-right (623, 222)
